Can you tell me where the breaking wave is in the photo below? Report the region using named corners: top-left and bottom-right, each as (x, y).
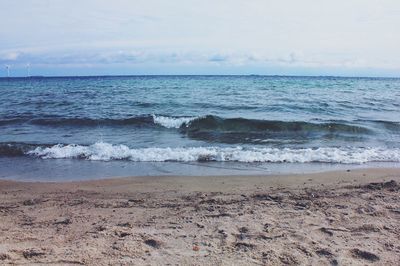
top-left (20, 142), bottom-right (400, 164)
top-left (152, 115), bottom-right (198, 128)
top-left (0, 115), bottom-right (392, 144)
top-left (0, 114), bottom-right (374, 132)
top-left (0, 115), bottom-right (199, 129)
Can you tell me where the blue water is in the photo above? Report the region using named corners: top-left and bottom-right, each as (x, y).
top-left (0, 75), bottom-right (399, 179)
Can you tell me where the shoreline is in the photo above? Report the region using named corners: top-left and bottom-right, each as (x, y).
top-left (1, 168), bottom-right (399, 264)
top-left (1, 156), bottom-right (399, 182)
top-left (1, 166), bottom-right (399, 186)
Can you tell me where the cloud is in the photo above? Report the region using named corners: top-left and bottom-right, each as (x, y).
top-left (0, 51), bottom-right (21, 61)
top-left (1, 47), bottom-right (398, 73)
top-left (1, 0), bottom-right (400, 76)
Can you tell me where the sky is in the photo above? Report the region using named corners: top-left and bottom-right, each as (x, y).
top-left (0, 0), bottom-right (399, 77)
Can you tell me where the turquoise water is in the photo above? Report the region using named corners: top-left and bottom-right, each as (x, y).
top-left (0, 75), bottom-right (399, 179)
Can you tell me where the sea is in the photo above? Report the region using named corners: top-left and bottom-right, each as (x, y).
top-left (0, 75), bottom-right (399, 180)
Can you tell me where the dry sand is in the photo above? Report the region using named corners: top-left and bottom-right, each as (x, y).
top-left (0, 168), bottom-right (399, 265)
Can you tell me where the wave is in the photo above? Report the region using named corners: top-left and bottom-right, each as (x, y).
top-left (356, 119), bottom-right (400, 131)
top-left (32, 115), bottom-right (203, 129)
top-left (0, 115), bottom-right (380, 145)
top-left (179, 115), bottom-right (371, 143)
top-left (0, 118), bottom-right (26, 126)
top-left (0, 114), bottom-right (385, 134)
top-left (184, 115), bottom-right (370, 133)
top-left (0, 115), bottom-right (197, 128)
top-left (18, 142), bottom-right (400, 164)
top-left (152, 115), bottom-right (198, 128)
top-left (1, 115), bottom-right (393, 144)
top-left (31, 116), bottom-right (155, 127)
top-left (0, 142), bottom-right (51, 157)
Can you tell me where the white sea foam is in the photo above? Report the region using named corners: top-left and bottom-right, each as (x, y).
top-left (26, 142), bottom-right (400, 164)
top-left (152, 115), bottom-right (198, 128)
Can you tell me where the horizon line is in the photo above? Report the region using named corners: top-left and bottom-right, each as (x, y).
top-left (1, 74), bottom-right (400, 79)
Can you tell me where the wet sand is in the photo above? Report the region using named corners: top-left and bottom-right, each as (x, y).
top-left (0, 168), bottom-right (399, 265)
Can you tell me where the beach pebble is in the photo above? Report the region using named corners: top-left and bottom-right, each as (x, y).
top-left (22, 249), bottom-right (45, 259)
top-left (144, 239), bottom-right (161, 249)
top-left (54, 217), bottom-right (71, 225)
top-left (22, 199), bottom-right (42, 206)
top-left (351, 248), bottom-right (380, 262)
top-left (115, 231), bottom-right (130, 238)
top-left (0, 253), bottom-right (11, 260)
top-left (117, 222), bottom-right (132, 228)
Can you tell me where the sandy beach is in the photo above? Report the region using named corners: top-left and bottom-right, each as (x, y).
top-left (0, 168), bottom-right (399, 265)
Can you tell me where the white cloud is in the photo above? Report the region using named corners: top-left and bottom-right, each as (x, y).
top-left (2, 48), bottom-right (396, 72)
top-left (0, 51), bottom-right (21, 61)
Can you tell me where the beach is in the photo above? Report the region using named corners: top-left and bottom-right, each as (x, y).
top-left (2, 0), bottom-right (400, 265)
top-left (0, 168), bottom-right (399, 265)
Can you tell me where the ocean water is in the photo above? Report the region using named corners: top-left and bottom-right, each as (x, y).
top-left (0, 75), bottom-right (399, 180)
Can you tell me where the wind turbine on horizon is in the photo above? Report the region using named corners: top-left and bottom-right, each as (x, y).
top-left (5, 65), bottom-right (10, 77)
top-left (26, 63), bottom-right (31, 77)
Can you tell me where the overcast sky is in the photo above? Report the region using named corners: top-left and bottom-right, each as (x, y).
top-left (1, 0), bottom-right (399, 77)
